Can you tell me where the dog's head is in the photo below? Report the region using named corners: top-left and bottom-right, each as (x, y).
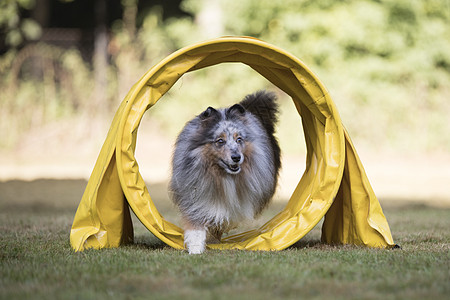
top-left (198, 104), bottom-right (248, 175)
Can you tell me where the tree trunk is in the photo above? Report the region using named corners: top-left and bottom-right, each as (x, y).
top-left (93, 0), bottom-right (108, 112)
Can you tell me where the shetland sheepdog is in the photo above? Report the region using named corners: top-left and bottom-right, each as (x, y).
top-left (169, 91), bottom-right (281, 254)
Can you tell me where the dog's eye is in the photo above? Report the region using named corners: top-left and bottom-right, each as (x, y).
top-left (236, 137), bottom-right (244, 144)
top-left (215, 138), bottom-right (225, 146)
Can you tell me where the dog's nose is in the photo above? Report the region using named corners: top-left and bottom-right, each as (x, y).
top-left (231, 154), bottom-right (241, 163)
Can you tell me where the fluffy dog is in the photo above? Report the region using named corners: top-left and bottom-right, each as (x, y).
top-left (169, 91), bottom-right (281, 254)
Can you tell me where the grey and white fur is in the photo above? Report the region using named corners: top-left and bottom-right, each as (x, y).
top-left (169, 91), bottom-right (281, 254)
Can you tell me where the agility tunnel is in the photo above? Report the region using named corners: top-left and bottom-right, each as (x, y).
top-left (70, 37), bottom-right (395, 251)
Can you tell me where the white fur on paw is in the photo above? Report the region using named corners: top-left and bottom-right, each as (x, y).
top-left (184, 229), bottom-right (206, 254)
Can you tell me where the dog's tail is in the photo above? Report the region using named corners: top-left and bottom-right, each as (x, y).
top-left (240, 90), bottom-right (279, 137)
top-left (240, 90), bottom-right (281, 173)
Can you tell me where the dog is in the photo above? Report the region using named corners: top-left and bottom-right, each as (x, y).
top-left (169, 91), bottom-right (281, 254)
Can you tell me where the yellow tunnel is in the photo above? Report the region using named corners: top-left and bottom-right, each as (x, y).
top-left (70, 37), bottom-right (395, 251)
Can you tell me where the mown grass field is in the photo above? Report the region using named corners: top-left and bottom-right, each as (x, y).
top-left (1, 179), bottom-right (449, 300)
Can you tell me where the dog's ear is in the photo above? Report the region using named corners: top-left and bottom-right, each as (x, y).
top-left (199, 107), bottom-right (220, 122)
top-left (226, 104), bottom-right (246, 119)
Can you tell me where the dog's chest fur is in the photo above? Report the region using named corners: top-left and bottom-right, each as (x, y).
top-left (189, 174), bottom-right (256, 229)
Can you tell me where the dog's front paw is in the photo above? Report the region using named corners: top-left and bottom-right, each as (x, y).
top-left (187, 243), bottom-right (205, 254)
top-left (184, 229), bottom-right (206, 254)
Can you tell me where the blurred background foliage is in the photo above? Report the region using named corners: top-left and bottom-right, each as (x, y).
top-left (1, 0), bottom-right (449, 154)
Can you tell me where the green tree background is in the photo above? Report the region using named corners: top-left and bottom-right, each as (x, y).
top-left (1, 0), bottom-right (449, 154)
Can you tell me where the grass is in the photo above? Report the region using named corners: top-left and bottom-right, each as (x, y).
top-left (1, 180), bottom-right (449, 300)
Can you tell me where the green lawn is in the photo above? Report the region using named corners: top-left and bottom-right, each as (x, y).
top-left (1, 179), bottom-right (449, 300)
